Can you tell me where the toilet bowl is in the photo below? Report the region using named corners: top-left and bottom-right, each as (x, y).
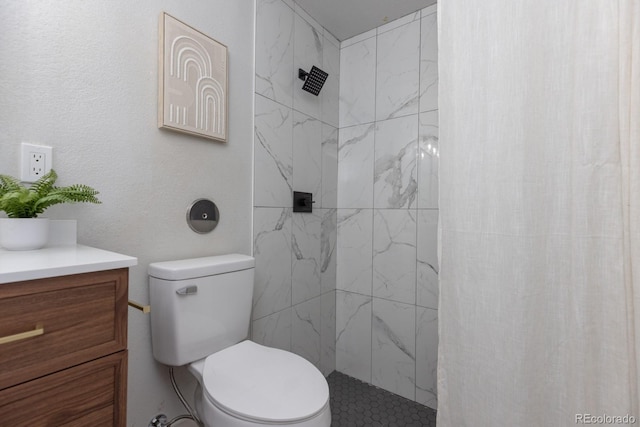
top-left (148, 254), bottom-right (331, 427)
top-left (188, 341), bottom-right (331, 427)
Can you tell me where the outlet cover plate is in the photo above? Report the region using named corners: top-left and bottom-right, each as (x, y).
top-left (21, 143), bottom-right (52, 183)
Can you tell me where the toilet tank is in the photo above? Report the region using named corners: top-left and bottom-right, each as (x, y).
top-left (149, 254), bottom-right (254, 366)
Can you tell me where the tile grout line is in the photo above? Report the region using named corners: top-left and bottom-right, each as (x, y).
top-left (414, 129), bottom-right (420, 401)
top-left (415, 12), bottom-right (424, 401)
top-left (370, 28), bottom-right (378, 386)
top-left (289, 6), bottom-right (297, 354)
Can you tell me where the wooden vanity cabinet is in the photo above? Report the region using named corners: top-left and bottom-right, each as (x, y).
top-left (0, 268), bottom-right (128, 426)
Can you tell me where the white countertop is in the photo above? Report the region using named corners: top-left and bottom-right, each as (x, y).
top-left (0, 244), bottom-right (138, 284)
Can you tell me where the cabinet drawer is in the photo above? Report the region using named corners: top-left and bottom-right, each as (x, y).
top-left (0, 269), bottom-right (128, 390)
top-left (0, 350), bottom-right (127, 427)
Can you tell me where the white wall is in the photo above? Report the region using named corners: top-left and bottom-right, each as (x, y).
top-left (336, 4), bottom-right (439, 409)
top-left (0, 1), bottom-right (254, 425)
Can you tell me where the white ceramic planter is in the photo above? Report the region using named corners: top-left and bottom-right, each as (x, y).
top-left (0, 218), bottom-right (50, 250)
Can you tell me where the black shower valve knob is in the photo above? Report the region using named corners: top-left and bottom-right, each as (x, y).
top-left (293, 191), bottom-right (314, 213)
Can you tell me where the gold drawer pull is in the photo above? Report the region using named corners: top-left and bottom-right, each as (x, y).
top-left (128, 300), bottom-right (151, 313)
top-left (0, 323), bottom-right (44, 345)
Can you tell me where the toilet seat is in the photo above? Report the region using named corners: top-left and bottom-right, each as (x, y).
top-left (198, 340), bottom-right (329, 424)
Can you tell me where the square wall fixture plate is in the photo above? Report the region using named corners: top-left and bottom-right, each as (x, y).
top-left (293, 191), bottom-right (314, 213)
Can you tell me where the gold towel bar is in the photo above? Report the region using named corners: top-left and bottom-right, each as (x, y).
top-left (128, 300), bottom-right (151, 313)
top-left (0, 323), bottom-right (44, 345)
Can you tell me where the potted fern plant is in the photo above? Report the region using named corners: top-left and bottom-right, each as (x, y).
top-left (0, 170), bottom-right (100, 250)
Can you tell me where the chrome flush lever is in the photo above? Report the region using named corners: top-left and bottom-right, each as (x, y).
top-left (176, 285), bottom-right (198, 295)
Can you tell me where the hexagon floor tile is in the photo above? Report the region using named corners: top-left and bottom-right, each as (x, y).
top-left (327, 371), bottom-right (437, 426)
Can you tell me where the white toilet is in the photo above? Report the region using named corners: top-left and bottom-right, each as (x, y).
top-left (149, 254), bottom-right (331, 427)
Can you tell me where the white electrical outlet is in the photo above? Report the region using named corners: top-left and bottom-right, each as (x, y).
top-left (21, 143), bottom-right (53, 183)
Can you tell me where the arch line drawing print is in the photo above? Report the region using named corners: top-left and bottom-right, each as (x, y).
top-left (158, 12), bottom-right (228, 142)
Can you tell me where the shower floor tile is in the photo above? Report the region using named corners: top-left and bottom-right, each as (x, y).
top-left (327, 371), bottom-right (437, 427)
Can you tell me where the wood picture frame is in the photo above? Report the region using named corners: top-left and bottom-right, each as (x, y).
top-left (158, 12), bottom-right (228, 142)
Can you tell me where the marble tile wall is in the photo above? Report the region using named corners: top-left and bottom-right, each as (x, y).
top-left (253, 0), bottom-right (339, 376)
top-left (336, 4), bottom-right (439, 410)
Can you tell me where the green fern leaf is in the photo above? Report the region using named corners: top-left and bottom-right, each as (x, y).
top-left (30, 169), bottom-right (58, 198)
top-left (0, 174), bottom-right (22, 198)
top-left (0, 188), bottom-right (38, 218)
top-left (0, 169), bottom-right (101, 218)
top-left (32, 185), bottom-right (101, 215)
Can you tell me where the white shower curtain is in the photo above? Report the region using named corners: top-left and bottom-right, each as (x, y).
top-left (438, 1), bottom-right (640, 426)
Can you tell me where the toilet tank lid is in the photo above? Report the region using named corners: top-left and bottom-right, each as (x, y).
top-left (148, 254), bottom-right (254, 280)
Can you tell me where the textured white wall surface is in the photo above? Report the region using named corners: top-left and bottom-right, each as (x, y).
top-left (0, 1), bottom-right (254, 425)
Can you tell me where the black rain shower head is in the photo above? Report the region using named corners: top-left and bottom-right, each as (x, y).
top-left (298, 66), bottom-right (328, 96)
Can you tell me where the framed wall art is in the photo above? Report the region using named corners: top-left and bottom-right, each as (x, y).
top-left (158, 12), bottom-right (228, 142)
